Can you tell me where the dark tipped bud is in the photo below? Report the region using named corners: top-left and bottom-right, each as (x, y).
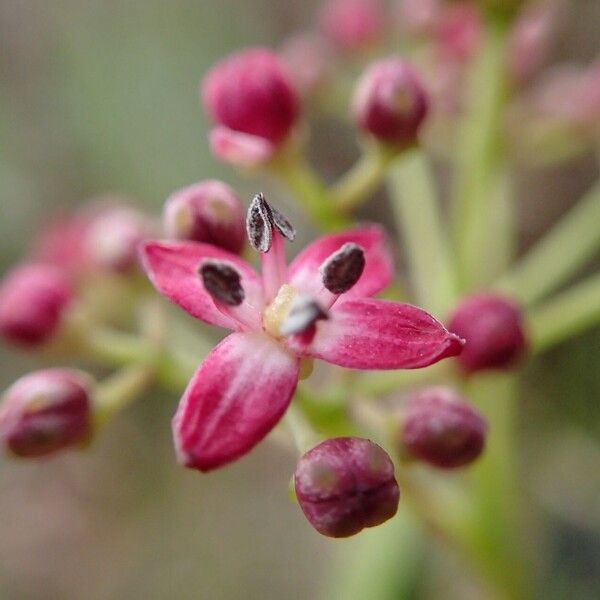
top-left (280, 295), bottom-right (328, 336)
top-left (401, 387), bottom-right (487, 469)
top-left (0, 369), bottom-right (93, 458)
top-left (163, 180), bottom-right (245, 254)
top-left (246, 193), bottom-right (295, 253)
top-left (447, 294), bottom-right (528, 373)
top-left (295, 437), bottom-right (400, 538)
top-left (199, 260), bottom-right (245, 306)
top-left (352, 58), bottom-right (429, 148)
top-left (0, 263), bottom-right (73, 347)
top-left (320, 243), bottom-right (366, 294)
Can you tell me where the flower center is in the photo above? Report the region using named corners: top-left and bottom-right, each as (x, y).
top-left (263, 284), bottom-right (298, 338)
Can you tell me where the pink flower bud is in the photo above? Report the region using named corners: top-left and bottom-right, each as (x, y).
top-left (0, 369), bottom-right (93, 458)
top-left (401, 387), bottom-right (487, 468)
top-left (352, 58), bottom-right (429, 148)
top-left (448, 294), bottom-right (528, 373)
top-left (294, 437), bottom-right (400, 538)
top-left (436, 3), bottom-right (483, 63)
top-left (0, 264), bottom-right (73, 347)
top-left (85, 205), bottom-right (154, 273)
top-left (202, 48), bottom-right (301, 147)
top-left (163, 180), bottom-right (245, 254)
top-left (318, 0), bottom-right (386, 52)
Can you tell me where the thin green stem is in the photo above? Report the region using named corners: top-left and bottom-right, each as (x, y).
top-left (93, 365), bottom-right (155, 429)
top-left (528, 272), bottom-right (600, 353)
top-left (284, 403), bottom-right (320, 454)
top-left (389, 149), bottom-right (458, 317)
top-left (452, 19), bottom-right (509, 291)
top-left (330, 147), bottom-right (394, 213)
top-left (496, 182), bottom-right (600, 305)
top-left (269, 153), bottom-right (350, 231)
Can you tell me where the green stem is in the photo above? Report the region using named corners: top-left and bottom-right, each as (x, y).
top-left (284, 403), bottom-right (320, 453)
top-left (528, 272), bottom-right (600, 353)
top-left (389, 149), bottom-right (458, 317)
top-left (330, 147), bottom-right (394, 213)
top-left (269, 154), bottom-right (350, 231)
top-left (452, 19), bottom-right (509, 291)
top-left (496, 182), bottom-right (600, 305)
top-left (93, 365), bottom-right (155, 429)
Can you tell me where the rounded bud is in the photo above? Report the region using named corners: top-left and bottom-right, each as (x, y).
top-left (0, 263), bottom-right (73, 347)
top-left (163, 181), bottom-right (245, 254)
top-left (436, 4), bottom-right (482, 63)
top-left (85, 205), bottom-right (153, 272)
top-left (0, 369), bottom-right (93, 458)
top-left (318, 0), bottom-right (386, 52)
top-left (352, 58), bottom-right (429, 148)
top-left (401, 387), bottom-right (487, 468)
top-left (294, 437), bottom-right (400, 538)
top-left (447, 294), bottom-right (528, 373)
top-left (202, 48), bottom-right (300, 146)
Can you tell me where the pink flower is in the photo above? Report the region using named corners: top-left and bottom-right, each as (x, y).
top-left (201, 48), bottom-right (300, 166)
top-left (141, 194), bottom-right (463, 472)
top-left (318, 0), bottom-right (386, 52)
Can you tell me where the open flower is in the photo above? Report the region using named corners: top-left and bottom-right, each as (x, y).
top-left (141, 194), bottom-right (463, 472)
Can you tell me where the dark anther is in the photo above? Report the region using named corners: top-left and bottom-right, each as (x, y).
top-left (280, 295), bottom-right (328, 336)
top-left (320, 243), bottom-right (366, 294)
top-left (199, 260), bottom-right (245, 306)
top-left (246, 193), bottom-right (296, 252)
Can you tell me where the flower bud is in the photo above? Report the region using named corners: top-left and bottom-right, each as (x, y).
top-left (0, 369), bottom-right (93, 458)
top-left (352, 58), bottom-right (429, 148)
top-left (202, 48), bottom-right (300, 150)
top-left (448, 294), bottom-right (528, 373)
top-left (0, 264), bottom-right (73, 347)
top-left (401, 387), bottom-right (487, 468)
top-left (163, 180), bottom-right (245, 254)
top-left (318, 0), bottom-right (385, 52)
top-left (294, 437), bottom-right (400, 538)
top-left (85, 205), bottom-right (154, 272)
top-left (436, 4), bottom-right (482, 63)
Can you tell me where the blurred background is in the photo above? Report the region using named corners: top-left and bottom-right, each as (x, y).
top-left (1, 1), bottom-right (599, 598)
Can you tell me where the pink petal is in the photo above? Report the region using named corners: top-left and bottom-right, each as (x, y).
top-left (140, 241), bottom-right (264, 330)
top-left (173, 332), bottom-right (300, 471)
top-left (288, 225), bottom-right (394, 299)
top-left (287, 298), bottom-right (464, 369)
top-left (209, 126), bottom-right (276, 167)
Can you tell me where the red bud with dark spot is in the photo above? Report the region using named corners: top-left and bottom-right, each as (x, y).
top-left (294, 437), bottom-right (400, 537)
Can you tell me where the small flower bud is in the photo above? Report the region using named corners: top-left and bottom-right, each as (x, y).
top-left (0, 264), bottom-right (73, 347)
top-left (448, 294), bottom-right (528, 373)
top-left (202, 48), bottom-right (300, 147)
top-left (199, 260), bottom-right (245, 306)
top-left (294, 437), bottom-right (400, 538)
top-left (0, 369), bottom-right (93, 458)
top-left (320, 243), bottom-right (366, 294)
top-left (352, 58), bottom-right (429, 148)
top-left (318, 0), bottom-right (386, 52)
top-left (436, 4), bottom-right (483, 63)
top-left (163, 180), bottom-right (245, 254)
top-left (85, 205), bottom-right (154, 272)
top-left (401, 387), bottom-right (487, 468)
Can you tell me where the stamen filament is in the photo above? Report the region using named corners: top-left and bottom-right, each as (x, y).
top-left (261, 232), bottom-right (288, 302)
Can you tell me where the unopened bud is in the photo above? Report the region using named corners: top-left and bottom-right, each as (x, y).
top-left (318, 0), bottom-right (386, 52)
top-left (85, 205), bottom-right (154, 272)
top-left (0, 264), bottom-right (73, 347)
top-left (0, 369), bottom-right (93, 458)
top-left (202, 48), bottom-right (300, 147)
top-left (320, 243), bottom-right (365, 294)
top-left (448, 294), bottom-right (528, 373)
top-left (295, 437), bottom-right (400, 538)
top-left (163, 180), bottom-right (245, 254)
top-left (199, 260), bottom-right (245, 306)
top-left (352, 58), bottom-right (429, 148)
top-left (401, 387), bottom-right (487, 468)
